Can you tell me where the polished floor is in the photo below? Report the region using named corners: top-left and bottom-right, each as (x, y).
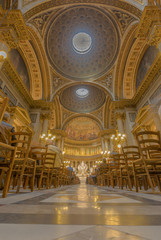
top-left (0, 179), bottom-right (161, 239)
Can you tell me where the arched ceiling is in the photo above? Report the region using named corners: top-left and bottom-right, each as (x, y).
top-left (45, 6), bottom-right (120, 81)
top-left (24, 0), bottom-right (141, 103)
top-left (60, 84), bottom-right (106, 113)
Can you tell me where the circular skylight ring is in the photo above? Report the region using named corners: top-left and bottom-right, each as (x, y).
top-left (72, 32), bottom-right (92, 54)
top-left (76, 88), bottom-right (89, 98)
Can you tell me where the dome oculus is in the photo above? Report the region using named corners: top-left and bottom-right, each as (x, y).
top-left (72, 32), bottom-right (92, 54)
top-left (76, 88), bottom-right (89, 98)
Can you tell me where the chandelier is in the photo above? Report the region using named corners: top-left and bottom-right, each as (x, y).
top-left (40, 133), bottom-right (56, 144)
top-left (111, 130), bottom-right (126, 152)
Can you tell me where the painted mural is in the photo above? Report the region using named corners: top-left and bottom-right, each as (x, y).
top-left (136, 46), bottom-right (159, 90)
top-left (8, 49), bottom-right (30, 91)
top-left (65, 117), bottom-right (100, 141)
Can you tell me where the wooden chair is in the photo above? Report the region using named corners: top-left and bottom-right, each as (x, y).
top-left (0, 142), bottom-right (17, 197)
top-left (134, 131), bottom-right (161, 192)
top-left (9, 132), bottom-right (36, 193)
top-left (107, 155), bottom-right (123, 188)
top-left (44, 152), bottom-right (56, 189)
top-left (122, 146), bottom-right (140, 191)
top-left (30, 147), bottom-right (48, 190)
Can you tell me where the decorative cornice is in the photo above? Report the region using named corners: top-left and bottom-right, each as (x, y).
top-left (63, 154), bottom-right (102, 161)
top-left (99, 129), bottom-right (116, 137)
top-left (115, 112), bottom-right (126, 120)
top-left (135, 6), bottom-right (161, 39)
top-left (148, 25), bottom-right (161, 48)
top-left (23, 0), bottom-right (142, 21)
top-left (51, 129), bottom-right (66, 137)
top-left (40, 112), bottom-right (51, 120)
top-left (65, 138), bottom-right (101, 146)
top-left (0, 7), bottom-right (29, 48)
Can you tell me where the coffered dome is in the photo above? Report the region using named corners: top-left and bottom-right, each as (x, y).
top-left (60, 85), bottom-right (106, 113)
top-left (45, 6), bottom-right (120, 81)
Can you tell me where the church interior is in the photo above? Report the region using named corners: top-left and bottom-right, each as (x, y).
top-left (0, 0), bottom-right (161, 239)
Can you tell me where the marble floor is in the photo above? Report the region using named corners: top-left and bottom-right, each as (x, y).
top-left (0, 178), bottom-right (161, 239)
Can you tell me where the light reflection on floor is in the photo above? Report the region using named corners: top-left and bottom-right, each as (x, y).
top-left (0, 177), bottom-right (161, 239)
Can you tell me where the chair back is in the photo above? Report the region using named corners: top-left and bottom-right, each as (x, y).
top-left (108, 154), bottom-right (124, 167)
top-left (44, 152), bottom-right (56, 169)
top-left (136, 131), bottom-right (161, 159)
top-left (9, 132), bottom-right (32, 160)
top-left (122, 146), bottom-right (140, 164)
top-left (30, 146), bottom-right (47, 165)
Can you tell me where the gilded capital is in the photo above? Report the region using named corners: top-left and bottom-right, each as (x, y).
top-left (115, 112), bottom-right (126, 120)
top-left (40, 113), bottom-right (50, 120)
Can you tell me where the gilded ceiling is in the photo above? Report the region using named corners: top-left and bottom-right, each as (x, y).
top-left (60, 85), bottom-right (106, 113)
top-left (45, 6), bottom-right (120, 81)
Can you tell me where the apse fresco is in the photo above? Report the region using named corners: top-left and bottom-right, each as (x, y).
top-left (8, 49), bottom-right (30, 91)
top-left (136, 46), bottom-right (159, 90)
top-left (65, 117), bottom-right (100, 141)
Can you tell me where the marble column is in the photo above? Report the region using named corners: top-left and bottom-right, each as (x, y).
top-left (124, 109), bottom-right (137, 145)
top-left (101, 137), bottom-right (105, 152)
top-left (41, 113), bottom-right (50, 136)
top-left (100, 130), bottom-right (116, 153)
top-left (115, 112), bottom-right (125, 134)
top-left (52, 129), bottom-right (66, 151)
top-left (152, 106), bottom-right (161, 132)
top-left (18, 0), bottom-right (23, 9)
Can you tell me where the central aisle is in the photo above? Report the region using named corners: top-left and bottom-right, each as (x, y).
top-left (0, 179), bottom-right (161, 239)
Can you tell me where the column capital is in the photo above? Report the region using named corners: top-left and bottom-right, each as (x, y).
top-left (115, 112), bottom-right (126, 120)
top-left (50, 129), bottom-right (67, 138)
top-left (40, 113), bottom-right (50, 120)
top-left (99, 129), bottom-right (115, 138)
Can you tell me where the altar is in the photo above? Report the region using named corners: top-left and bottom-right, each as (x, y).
top-left (77, 161), bottom-right (88, 176)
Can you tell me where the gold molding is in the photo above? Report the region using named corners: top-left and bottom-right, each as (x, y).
top-left (28, 26), bottom-right (51, 100)
top-left (0, 7), bottom-right (29, 48)
top-left (65, 138), bottom-right (101, 146)
top-left (19, 40), bottom-right (43, 100)
top-left (115, 24), bottom-right (138, 99)
top-left (63, 154), bottom-right (102, 161)
top-left (50, 129), bottom-right (66, 137)
top-left (99, 129), bottom-right (116, 137)
top-left (23, 0), bottom-right (142, 21)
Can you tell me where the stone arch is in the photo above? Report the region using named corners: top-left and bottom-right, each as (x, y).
top-left (62, 114), bottom-right (103, 131)
top-left (27, 26), bottom-right (51, 100)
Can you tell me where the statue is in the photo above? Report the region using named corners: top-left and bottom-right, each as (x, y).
top-left (78, 161), bottom-right (88, 176)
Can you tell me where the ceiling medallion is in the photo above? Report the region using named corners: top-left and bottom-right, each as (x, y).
top-left (76, 88), bottom-right (89, 98)
top-left (72, 32), bottom-right (92, 54)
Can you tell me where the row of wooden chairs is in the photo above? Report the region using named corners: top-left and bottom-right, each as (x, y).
top-left (95, 130), bottom-right (161, 193)
top-left (0, 98), bottom-right (79, 197)
top-left (0, 134), bottom-right (79, 197)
